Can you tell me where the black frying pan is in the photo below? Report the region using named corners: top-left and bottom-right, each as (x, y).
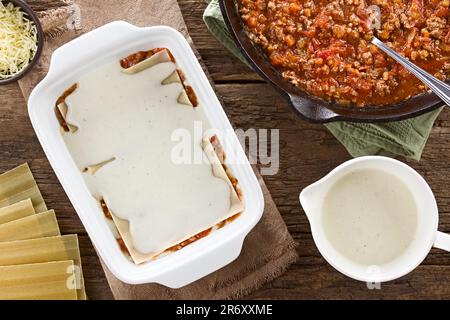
top-left (220, 0), bottom-right (445, 123)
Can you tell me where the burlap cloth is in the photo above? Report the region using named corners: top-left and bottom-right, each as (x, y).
top-left (19, 0), bottom-right (298, 299)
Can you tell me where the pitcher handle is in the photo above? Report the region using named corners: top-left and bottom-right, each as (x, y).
top-left (434, 231), bottom-right (450, 252)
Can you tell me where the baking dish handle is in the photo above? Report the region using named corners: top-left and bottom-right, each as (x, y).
top-left (288, 94), bottom-right (341, 123)
top-left (154, 234), bottom-right (246, 288)
top-left (45, 21), bottom-right (141, 81)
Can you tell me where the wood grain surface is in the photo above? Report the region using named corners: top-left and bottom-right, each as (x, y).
top-left (0, 0), bottom-right (449, 299)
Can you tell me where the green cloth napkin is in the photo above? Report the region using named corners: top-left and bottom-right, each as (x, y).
top-left (203, 0), bottom-right (444, 161)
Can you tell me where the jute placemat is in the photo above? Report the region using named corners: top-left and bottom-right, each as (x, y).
top-left (19, 0), bottom-right (298, 299)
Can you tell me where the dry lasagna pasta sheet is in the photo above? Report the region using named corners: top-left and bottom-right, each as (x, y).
top-left (0, 163), bottom-right (47, 213)
top-left (0, 235), bottom-right (86, 300)
top-left (0, 261), bottom-right (77, 300)
top-left (0, 164), bottom-right (86, 300)
top-left (0, 199), bottom-right (35, 224)
top-left (0, 209), bottom-right (60, 242)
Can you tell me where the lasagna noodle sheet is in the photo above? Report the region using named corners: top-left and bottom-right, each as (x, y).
top-left (0, 234), bottom-right (86, 300)
top-left (110, 137), bottom-right (245, 264)
top-left (0, 209), bottom-right (60, 242)
top-left (57, 102), bottom-right (78, 133)
top-left (0, 199), bottom-right (35, 224)
top-left (0, 163), bottom-right (47, 213)
top-left (0, 261), bottom-right (77, 300)
top-left (122, 49), bottom-right (172, 74)
top-left (202, 137), bottom-right (244, 214)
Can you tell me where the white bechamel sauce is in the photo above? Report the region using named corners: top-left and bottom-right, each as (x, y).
top-left (321, 169), bottom-right (418, 266)
top-left (63, 60), bottom-right (233, 255)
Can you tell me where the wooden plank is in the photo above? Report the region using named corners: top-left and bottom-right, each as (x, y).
top-left (77, 234), bottom-right (114, 300)
top-left (0, 0), bottom-right (449, 300)
top-left (178, 0), bottom-right (260, 82)
top-left (2, 79), bottom-right (450, 298)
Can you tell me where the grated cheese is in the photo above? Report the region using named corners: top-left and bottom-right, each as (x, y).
top-left (0, 1), bottom-right (37, 80)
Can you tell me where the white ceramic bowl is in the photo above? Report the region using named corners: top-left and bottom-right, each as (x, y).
top-left (28, 21), bottom-right (264, 287)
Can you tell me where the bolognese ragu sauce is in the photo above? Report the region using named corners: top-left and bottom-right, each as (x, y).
top-left (238, 0), bottom-right (450, 107)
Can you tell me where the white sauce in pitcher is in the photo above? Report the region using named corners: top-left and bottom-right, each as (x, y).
top-left (322, 169), bottom-right (418, 266)
top-left (62, 60), bottom-right (233, 256)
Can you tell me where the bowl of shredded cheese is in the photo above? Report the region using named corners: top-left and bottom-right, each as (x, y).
top-left (0, 0), bottom-right (43, 84)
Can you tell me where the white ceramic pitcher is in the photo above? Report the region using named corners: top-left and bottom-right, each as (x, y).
top-left (300, 156), bottom-right (450, 283)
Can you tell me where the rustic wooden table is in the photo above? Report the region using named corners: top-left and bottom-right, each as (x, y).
top-left (1, 0), bottom-right (450, 300)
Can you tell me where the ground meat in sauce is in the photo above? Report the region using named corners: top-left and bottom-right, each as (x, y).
top-left (238, 0), bottom-right (450, 107)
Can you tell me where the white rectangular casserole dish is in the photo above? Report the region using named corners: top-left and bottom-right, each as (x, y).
top-left (28, 21), bottom-right (264, 287)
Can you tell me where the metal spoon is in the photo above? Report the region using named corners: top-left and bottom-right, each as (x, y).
top-left (371, 36), bottom-right (450, 106)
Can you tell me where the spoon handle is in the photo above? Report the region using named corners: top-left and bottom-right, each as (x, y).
top-left (372, 37), bottom-right (450, 107)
